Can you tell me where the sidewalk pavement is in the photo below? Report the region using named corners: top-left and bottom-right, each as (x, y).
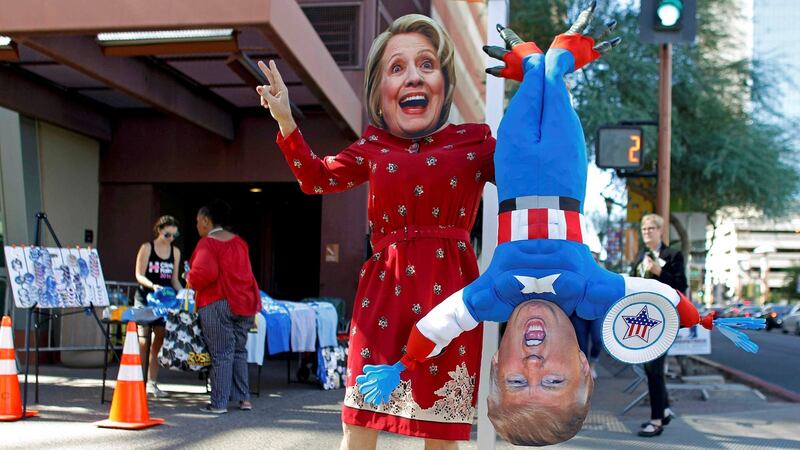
top-left (2, 355), bottom-right (798, 449)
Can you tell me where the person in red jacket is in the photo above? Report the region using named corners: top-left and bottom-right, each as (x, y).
top-left (187, 200), bottom-right (261, 414)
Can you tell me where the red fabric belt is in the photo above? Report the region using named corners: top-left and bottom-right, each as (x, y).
top-left (371, 226), bottom-right (470, 254)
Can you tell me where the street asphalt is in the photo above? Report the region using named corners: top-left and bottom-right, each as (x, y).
top-left (705, 329), bottom-right (800, 394)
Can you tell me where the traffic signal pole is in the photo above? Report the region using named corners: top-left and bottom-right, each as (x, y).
top-left (656, 43), bottom-right (672, 243)
top-left (641, 0), bottom-right (694, 243)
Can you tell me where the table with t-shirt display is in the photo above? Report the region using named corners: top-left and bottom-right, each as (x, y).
top-left (246, 292), bottom-right (346, 393)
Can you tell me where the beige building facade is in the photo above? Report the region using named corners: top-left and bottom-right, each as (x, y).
top-left (705, 212), bottom-right (800, 304)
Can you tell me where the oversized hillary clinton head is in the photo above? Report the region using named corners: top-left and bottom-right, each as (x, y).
top-left (364, 14), bottom-right (456, 139)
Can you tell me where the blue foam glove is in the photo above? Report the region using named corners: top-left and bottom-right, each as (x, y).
top-left (712, 318), bottom-right (765, 354)
top-left (355, 361), bottom-right (406, 407)
top-left (715, 323), bottom-right (758, 353)
top-left (713, 317), bottom-right (766, 330)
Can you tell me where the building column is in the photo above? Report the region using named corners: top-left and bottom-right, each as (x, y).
top-left (0, 107), bottom-right (42, 246)
top-left (0, 107), bottom-right (42, 321)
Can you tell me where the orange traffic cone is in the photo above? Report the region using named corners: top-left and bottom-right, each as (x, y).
top-left (95, 321), bottom-right (164, 429)
top-left (0, 315), bottom-right (38, 421)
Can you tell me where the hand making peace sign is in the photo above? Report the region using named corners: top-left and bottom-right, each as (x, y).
top-left (256, 60), bottom-right (297, 137)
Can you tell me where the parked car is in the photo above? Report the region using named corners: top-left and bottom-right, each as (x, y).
top-left (741, 306), bottom-right (764, 318)
top-left (722, 306), bottom-right (740, 318)
top-left (764, 305), bottom-right (792, 330)
top-left (706, 305), bottom-right (728, 318)
top-left (779, 304), bottom-right (800, 334)
top-left (723, 304), bottom-right (762, 318)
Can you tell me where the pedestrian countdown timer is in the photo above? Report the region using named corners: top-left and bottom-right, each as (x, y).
top-left (595, 126), bottom-right (644, 170)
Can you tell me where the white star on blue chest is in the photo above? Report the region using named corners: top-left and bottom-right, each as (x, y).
top-left (514, 274), bottom-right (560, 295)
top-left (622, 306), bottom-right (662, 343)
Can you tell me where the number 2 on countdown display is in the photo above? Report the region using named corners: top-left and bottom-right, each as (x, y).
top-left (628, 134), bottom-right (641, 164)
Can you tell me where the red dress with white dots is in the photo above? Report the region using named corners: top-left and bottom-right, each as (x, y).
top-left (276, 123), bottom-right (495, 440)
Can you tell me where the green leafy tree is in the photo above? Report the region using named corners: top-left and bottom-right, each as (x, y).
top-left (776, 265), bottom-right (800, 302)
top-left (508, 0), bottom-right (799, 226)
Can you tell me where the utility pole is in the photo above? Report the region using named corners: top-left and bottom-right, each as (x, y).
top-left (477, 1), bottom-right (507, 449)
top-left (641, 0), bottom-right (697, 242)
top-left (656, 43), bottom-right (672, 243)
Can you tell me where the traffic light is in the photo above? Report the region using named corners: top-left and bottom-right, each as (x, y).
top-left (655, 0), bottom-right (683, 30)
top-left (640, 0), bottom-right (696, 44)
top-left (595, 125), bottom-right (644, 171)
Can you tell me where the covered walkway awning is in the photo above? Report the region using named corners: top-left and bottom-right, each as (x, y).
top-left (0, 0), bottom-right (362, 140)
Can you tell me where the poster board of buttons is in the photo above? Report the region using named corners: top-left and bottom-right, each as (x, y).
top-left (4, 246), bottom-right (109, 308)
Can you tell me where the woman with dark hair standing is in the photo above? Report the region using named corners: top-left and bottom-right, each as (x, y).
top-left (134, 215), bottom-right (183, 398)
top-left (187, 200), bottom-right (261, 414)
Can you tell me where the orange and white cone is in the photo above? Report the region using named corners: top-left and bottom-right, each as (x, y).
top-left (95, 321), bottom-right (164, 429)
top-left (0, 315), bottom-right (38, 421)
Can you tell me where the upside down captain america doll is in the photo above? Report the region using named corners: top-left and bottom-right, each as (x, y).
top-left (355, 3), bottom-right (764, 446)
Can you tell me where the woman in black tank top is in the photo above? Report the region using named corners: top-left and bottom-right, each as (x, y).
top-left (134, 215), bottom-right (183, 398)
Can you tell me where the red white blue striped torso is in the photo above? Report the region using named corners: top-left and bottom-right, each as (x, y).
top-left (497, 195), bottom-right (587, 245)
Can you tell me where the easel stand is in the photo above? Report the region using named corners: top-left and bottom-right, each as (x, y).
top-left (20, 212), bottom-right (118, 418)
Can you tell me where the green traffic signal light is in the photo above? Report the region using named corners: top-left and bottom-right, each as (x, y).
top-left (656, 0), bottom-right (683, 30)
top-left (640, 0), bottom-right (695, 44)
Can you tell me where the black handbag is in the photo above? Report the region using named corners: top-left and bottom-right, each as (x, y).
top-left (159, 310), bottom-right (211, 372)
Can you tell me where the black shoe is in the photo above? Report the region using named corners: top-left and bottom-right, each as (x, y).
top-left (641, 412), bottom-right (673, 428)
top-left (199, 404), bottom-right (228, 414)
top-left (638, 422), bottom-right (664, 437)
